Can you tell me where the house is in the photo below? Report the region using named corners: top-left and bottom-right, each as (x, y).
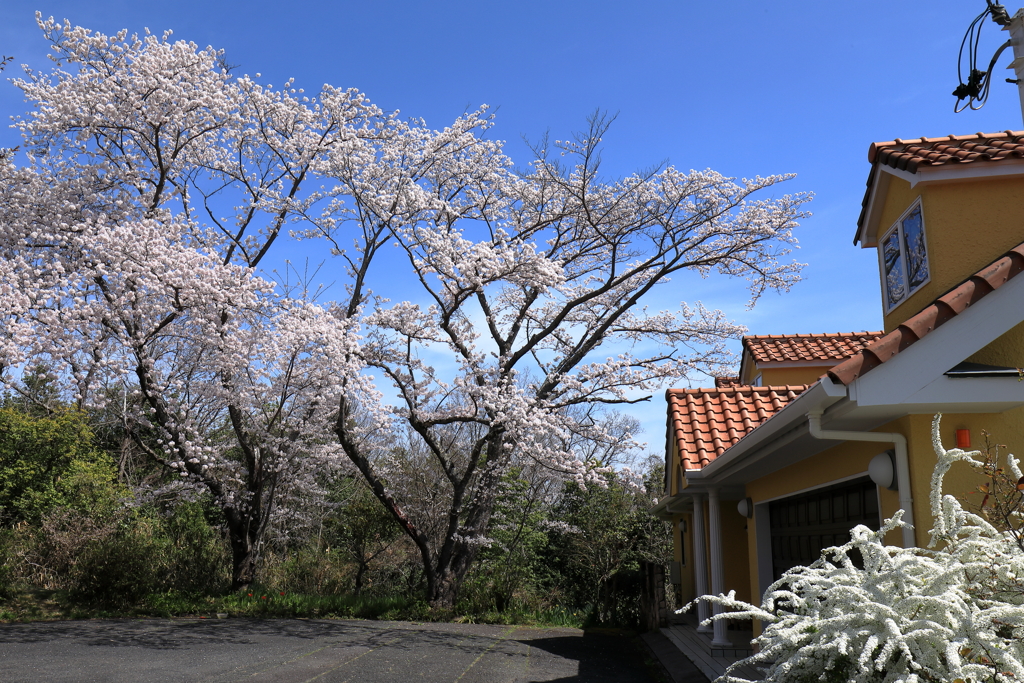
top-left (652, 131), bottom-right (1024, 649)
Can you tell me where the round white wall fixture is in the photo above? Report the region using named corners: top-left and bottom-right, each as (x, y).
top-left (869, 450), bottom-right (898, 490)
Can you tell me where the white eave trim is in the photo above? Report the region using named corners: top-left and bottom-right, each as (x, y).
top-left (909, 157), bottom-right (1024, 186)
top-left (858, 168), bottom-right (891, 247)
top-left (859, 160), bottom-right (1024, 247)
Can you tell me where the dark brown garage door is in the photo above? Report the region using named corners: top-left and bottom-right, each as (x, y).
top-left (769, 477), bottom-right (880, 581)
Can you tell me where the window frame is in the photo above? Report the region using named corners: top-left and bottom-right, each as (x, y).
top-left (879, 199), bottom-right (930, 313)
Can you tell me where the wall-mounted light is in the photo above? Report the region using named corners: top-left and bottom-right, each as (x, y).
top-left (678, 519), bottom-right (687, 533)
top-left (956, 429), bottom-right (971, 449)
top-left (736, 497), bottom-right (753, 518)
top-left (869, 450), bottom-right (898, 490)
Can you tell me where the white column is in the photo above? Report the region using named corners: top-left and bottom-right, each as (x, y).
top-left (691, 493), bottom-right (712, 633)
top-left (707, 487), bottom-right (732, 648)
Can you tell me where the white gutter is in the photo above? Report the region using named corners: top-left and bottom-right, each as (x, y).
top-left (807, 411), bottom-right (916, 548)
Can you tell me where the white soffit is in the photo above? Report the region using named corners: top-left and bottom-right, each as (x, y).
top-left (859, 161), bottom-right (1024, 247)
top-left (894, 157), bottom-right (1024, 188)
top-left (858, 169), bottom-right (891, 248)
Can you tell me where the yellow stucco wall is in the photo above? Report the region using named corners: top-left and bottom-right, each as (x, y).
top-left (967, 319), bottom-right (1024, 368)
top-left (875, 174), bottom-right (1024, 332)
top-left (722, 503), bottom-right (751, 606)
top-left (738, 406), bottom-right (1024, 607)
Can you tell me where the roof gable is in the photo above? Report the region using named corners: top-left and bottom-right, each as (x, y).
top-left (744, 332), bottom-right (884, 365)
top-left (738, 332), bottom-right (884, 383)
top-left (857, 131), bottom-right (1024, 246)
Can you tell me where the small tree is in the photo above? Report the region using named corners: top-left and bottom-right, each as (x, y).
top-left (461, 466), bottom-right (555, 612)
top-left (961, 430), bottom-right (1024, 553)
top-left (544, 458), bottom-right (672, 626)
top-left (692, 415), bottom-right (1024, 683)
top-left (330, 478), bottom-right (402, 596)
top-left (0, 404), bottom-right (105, 525)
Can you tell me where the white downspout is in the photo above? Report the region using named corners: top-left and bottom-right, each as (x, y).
top-left (807, 411), bottom-right (916, 548)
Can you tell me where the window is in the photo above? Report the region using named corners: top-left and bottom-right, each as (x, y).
top-left (881, 200), bottom-right (930, 311)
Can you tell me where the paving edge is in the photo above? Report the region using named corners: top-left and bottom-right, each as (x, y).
top-left (639, 630), bottom-right (712, 683)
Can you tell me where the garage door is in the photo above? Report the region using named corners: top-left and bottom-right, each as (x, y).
top-left (769, 476), bottom-right (880, 581)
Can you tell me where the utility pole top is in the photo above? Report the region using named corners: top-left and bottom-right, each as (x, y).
top-left (1005, 8), bottom-right (1024, 127)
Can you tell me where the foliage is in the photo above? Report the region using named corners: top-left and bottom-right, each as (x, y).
top-left (960, 430), bottom-right (1024, 553)
top-left (544, 461), bottom-right (672, 627)
top-left (0, 406), bottom-right (107, 525)
top-left (0, 14), bottom-right (804, 605)
top-left (327, 477), bottom-right (405, 596)
top-left (691, 416), bottom-right (1024, 683)
top-left (459, 467), bottom-right (555, 613)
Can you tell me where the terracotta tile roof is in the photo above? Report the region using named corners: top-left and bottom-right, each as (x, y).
top-left (667, 385), bottom-right (810, 470)
top-left (714, 376), bottom-right (742, 388)
top-left (828, 241), bottom-right (1024, 385)
top-left (868, 131), bottom-right (1024, 174)
top-left (744, 332), bottom-right (885, 364)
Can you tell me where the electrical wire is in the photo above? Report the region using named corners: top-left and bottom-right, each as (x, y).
top-left (953, 1), bottom-right (1013, 112)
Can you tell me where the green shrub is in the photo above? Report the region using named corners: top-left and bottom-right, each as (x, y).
top-left (67, 512), bottom-right (165, 605)
top-left (0, 407), bottom-right (105, 525)
top-left (0, 529), bottom-right (16, 598)
top-left (160, 502), bottom-right (230, 595)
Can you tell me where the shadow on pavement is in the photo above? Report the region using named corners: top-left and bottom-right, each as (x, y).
top-left (519, 631), bottom-right (656, 683)
top-left (0, 619), bottom-right (659, 682)
top-left (0, 618), bottom-right (389, 649)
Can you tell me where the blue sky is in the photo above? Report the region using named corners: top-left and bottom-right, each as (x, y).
top-left (3, 0), bottom-right (1022, 451)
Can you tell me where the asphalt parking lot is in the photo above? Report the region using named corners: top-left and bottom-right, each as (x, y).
top-left (0, 618), bottom-right (661, 682)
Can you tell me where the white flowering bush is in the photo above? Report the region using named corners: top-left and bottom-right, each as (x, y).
top-left (689, 415), bottom-right (1024, 683)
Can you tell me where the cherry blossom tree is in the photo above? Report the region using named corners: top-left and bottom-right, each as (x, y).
top-left (308, 110), bottom-right (810, 606)
top-left (0, 16), bottom-right (369, 588)
top-left (0, 16), bottom-right (810, 601)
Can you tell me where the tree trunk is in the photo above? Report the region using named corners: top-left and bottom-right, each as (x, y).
top-left (426, 569), bottom-right (461, 609)
top-left (354, 559), bottom-right (367, 596)
top-left (228, 522), bottom-right (258, 591)
top-left (424, 540), bottom-right (482, 608)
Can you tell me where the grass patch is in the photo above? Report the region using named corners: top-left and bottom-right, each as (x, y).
top-left (0, 588), bottom-right (73, 621)
top-left (138, 589), bottom-right (423, 620)
top-left (0, 587), bottom-right (590, 628)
